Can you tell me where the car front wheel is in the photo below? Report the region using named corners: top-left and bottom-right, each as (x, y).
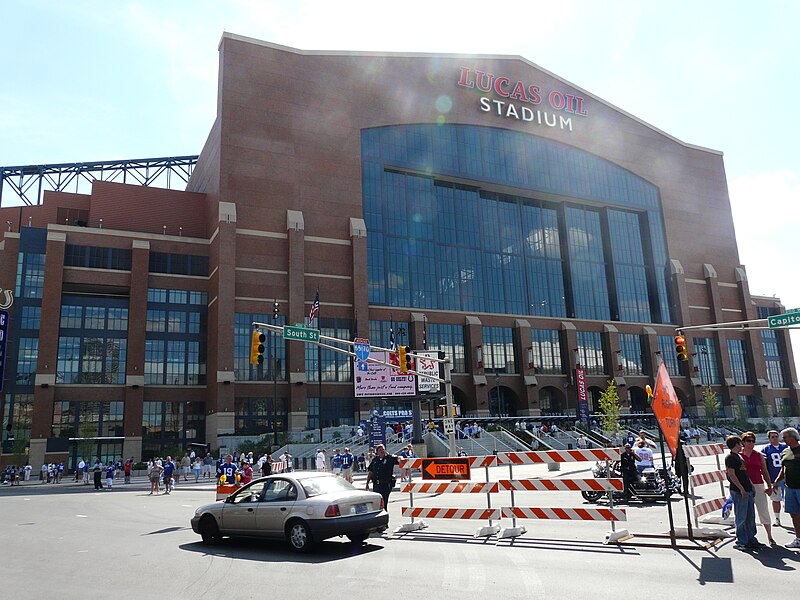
top-left (286, 520), bottom-right (313, 553)
top-left (200, 515), bottom-right (220, 545)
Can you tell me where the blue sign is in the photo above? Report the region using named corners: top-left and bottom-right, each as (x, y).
top-left (354, 337), bottom-right (370, 372)
top-left (0, 310), bottom-right (8, 392)
top-left (369, 417), bottom-right (386, 448)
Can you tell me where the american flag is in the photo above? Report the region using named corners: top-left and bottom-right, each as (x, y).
top-left (308, 290), bottom-right (319, 326)
top-left (422, 321), bottom-right (428, 350)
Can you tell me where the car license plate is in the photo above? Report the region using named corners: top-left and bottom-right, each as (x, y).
top-left (354, 503), bottom-right (368, 514)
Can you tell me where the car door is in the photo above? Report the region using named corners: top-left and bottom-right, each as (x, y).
top-left (220, 480), bottom-right (267, 535)
top-left (254, 478), bottom-right (299, 537)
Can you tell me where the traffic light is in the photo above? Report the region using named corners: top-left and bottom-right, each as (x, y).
top-left (398, 345), bottom-right (412, 373)
top-left (675, 335), bottom-right (688, 362)
top-left (250, 329), bottom-right (266, 365)
top-left (273, 301), bottom-right (280, 320)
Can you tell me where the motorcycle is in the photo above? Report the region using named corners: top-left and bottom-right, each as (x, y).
top-left (581, 460), bottom-right (667, 503)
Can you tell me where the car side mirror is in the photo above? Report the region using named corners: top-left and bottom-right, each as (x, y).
top-left (224, 496), bottom-right (234, 504)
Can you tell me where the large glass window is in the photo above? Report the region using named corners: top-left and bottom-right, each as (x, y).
top-left (51, 401), bottom-right (123, 438)
top-left (306, 318), bottom-right (352, 382)
top-left (577, 331), bottom-right (605, 375)
top-left (425, 323), bottom-right (465, 373)
top-left (530, 329), bottom-right (563, 374)
top-left (758, 307), bottom-right (788, 389)
top-left (144, 288), bottom-right (207, 385)
top-left (657, 335), bottom-right (682, 377)
top-left (727, 339), bottom-right (751, 385)
top-left (307, 397), bottom-right (356, 431)
top-left (1, 394), bottom-right (33, 444)
top-left (618, 333), bottom-right (645, 376)
top-left (15, 252), bottom-right (45, 298)
top-left (694, 337), bottom-right (720, 385)
top-left (64, 245), bottom-right (132, 270)
top-left (15, 338), bottom-right (38, 385)
top-left (363, 124), bottom-right (670, 323)
top-left (482, 326), bottom-right (516, 374)
top-left (234, 397), bottom-right (289, 436)
top-left (142, 401), bottom-right (204, 458)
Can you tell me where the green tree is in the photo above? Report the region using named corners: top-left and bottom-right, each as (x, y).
top-left (702, 386), bottom-right (720, 426)
top-left (733, 396), bottom-right (750, 428)
top-left (598, 379), bottom-right (621, 440)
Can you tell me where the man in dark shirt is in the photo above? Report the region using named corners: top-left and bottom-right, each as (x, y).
top-left (162, 457), bottom-right (176, 495)
top-left (774, 427), bottom-right (800, 549)
top-left (725, 435), bottom-right (764, 550)
top-left (365, 444), bottom-right (399, 509)
top-left (619, 444), bottom-right (639, 502)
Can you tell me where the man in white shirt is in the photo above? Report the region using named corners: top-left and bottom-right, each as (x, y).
top-left (315, 449), bottom-right (326, 471)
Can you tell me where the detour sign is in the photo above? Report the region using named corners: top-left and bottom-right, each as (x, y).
top-left (421, 457), bottom-right (471, 481)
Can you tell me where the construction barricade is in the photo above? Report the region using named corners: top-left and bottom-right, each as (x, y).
top-left (397, 448), bottom-right (626, 543)
top-left (683, 443), bottom-right (729, 526)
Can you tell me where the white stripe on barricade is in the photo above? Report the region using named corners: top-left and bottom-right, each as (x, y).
top-left (497, 448), bottom-right (620, 465)
top-left (498, 478), bottom-right (623, 492)
top-left (401, 481), bottom-right (498, 494)
top-left (682, 443), bottom-right (725, 458)
top-left (401, 507), bottom-right (501, 520)
top-left (693, 496), bottom-right (727, 518)
top-left (270, 461), bottom-right (287, 474)
top-left (501, 506), bottom-right (627, 522)
top-left (398, 455), bottom-right (498, 470)
top-left (689, 469), bottom-right (725, 488)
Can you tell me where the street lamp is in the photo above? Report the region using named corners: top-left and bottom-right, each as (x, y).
top-left (272, 301), bottom-right (279, 447)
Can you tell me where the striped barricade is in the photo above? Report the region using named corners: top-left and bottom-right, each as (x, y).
top-left (497, 448), bottom-right (620, 465)
top-left (270, 461), bottom-right (288, 474)
top-left (501, 506), bottom-right (627, 522)
top-left (399, 455), bottom-right (498, 470)
top-left (684, 443), bottom-right (728, 526)
top-left (402, 481), bottom-right (499, 494)
top-left (498, 478), bottom-right (623, 493)
top-left (402, 507), bottom-right (501, 521)
top-left (683, 443), bottom-right (725, 458)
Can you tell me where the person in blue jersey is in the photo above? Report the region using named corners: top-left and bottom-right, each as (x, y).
top-left (216, 454), bottom-right (239, 485)
top-left (340, 447), bottom-right (355, 483)
top-left (331, 449), bottom-right (343, 476)
top-left (162, 456), bottom-right (176, 495)
top-left (106, 462), bottom-right (115, 490)
top-left (762, 430), bottom-right (788, 527)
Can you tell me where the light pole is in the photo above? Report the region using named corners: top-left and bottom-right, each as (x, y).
top-left (272, 301), bottom-right (279, 448)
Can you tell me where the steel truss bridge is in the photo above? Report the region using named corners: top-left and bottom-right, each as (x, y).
top-left (0, 155), bottom-right (199, 206)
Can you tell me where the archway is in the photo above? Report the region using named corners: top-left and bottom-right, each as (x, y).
top-left (629, 386), bottom-right (648, 414)
top-left (588, 386), bottom-right (603, 414)
top-left (489, 385), bottom-right (518, 417)
top-left (539, 386), bottom-right (565, 416)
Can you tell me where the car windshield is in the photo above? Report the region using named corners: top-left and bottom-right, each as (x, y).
top-left (301, 475), bottom-right (355, 498)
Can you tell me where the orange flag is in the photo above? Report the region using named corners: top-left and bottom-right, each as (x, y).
top-left (651, 361), bottom-right (682, 457)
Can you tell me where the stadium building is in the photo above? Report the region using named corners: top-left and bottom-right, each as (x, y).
top-left (0, 33), bottom-right (797, 468)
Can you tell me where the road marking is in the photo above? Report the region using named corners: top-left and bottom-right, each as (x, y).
top-left (181, 504), bottom-right (192, 507)
top-left (77, 550), bottom-right (88, 553)
top-left (76, 515), bottom-right (88, 518)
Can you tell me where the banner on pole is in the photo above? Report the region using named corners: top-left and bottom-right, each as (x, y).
top-left (576, 366), bottom-right (589, 425)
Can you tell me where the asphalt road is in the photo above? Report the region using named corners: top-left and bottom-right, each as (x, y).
top-left (0, 458), bottom-right (797, 599)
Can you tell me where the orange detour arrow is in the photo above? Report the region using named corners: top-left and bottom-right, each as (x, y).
top-left (421, 458), bottom-right (471, 480)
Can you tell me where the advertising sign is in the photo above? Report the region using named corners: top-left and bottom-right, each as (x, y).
top-left (354, 351), bottom-right (415, 398)
top-left (576, 366), bottom-right (589, 425)
top-left (415, 351), bottom-right (442, 393)
top-left (0, 309), bottom-right (8, 392)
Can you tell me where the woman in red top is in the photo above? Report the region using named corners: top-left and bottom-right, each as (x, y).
top-left (741, 431), bottom-right (776, 544)
top-left (240, 460), bottom-right (253, 485)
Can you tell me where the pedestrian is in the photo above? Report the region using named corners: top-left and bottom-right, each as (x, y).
top-left (40, 463), bottom-right (47, 483)
top-left (202, 452), bottom-right (213, 479)
top-left (773, 427), bottom-right (800, 548)
top-left (82, 459), bottom-right (90, 484)
top-left (725, 435), bottom-right (765, 550)
top-left (762, 430), bottom-right (788, 527)
top-left (365, 444), bottom-right (399, 509)
top-left (240, 460), bottom-right (253, 484)
top-left (315, 449), bottom-right (326, 471)
top-left (261, 454), bottom-right (273, 477)
top-left (341, 447), bottom-right (354, 482)
top-left (124, 458), bottom-right (132, 484)
top-left (76, 459), bottom-right (85, 483)
top-left (93, 459), bottom-right (104, 490)
top-left (105, 462), bottom-right (115, 490)
top-left (576, 434), bottom-right (589, 449)
top-left (216, 454), bottom-right (239, 485)
top-left (357, 453), bottom-right (366, 473)
top-left (162, 456), bottom-right (176, 494)
top-left (149, 459), bottom-right (163, 495)
top-left (331, 449), bottom-right (343, 476)
top-left (740, 431), bottom-right (776, 544)
top-left (399, 445), bottom-right (412, 482)
top-left (193, 456), bottom-right (202, 482)
top-left (620, 444), bottom-right (639, 502)
top-left (633, 438), bottom-right (654, 474)
top-left (281, 450), bottom-right (292, 472)
top-left (181, 454), bottom-right (191, 481)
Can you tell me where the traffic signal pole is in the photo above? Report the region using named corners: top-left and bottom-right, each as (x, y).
top-left (252, 322), bottom-right (459, 457)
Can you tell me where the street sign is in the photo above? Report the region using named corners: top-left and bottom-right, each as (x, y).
top-left (283, 325), bottom-right (320, 343)
top-left (421, 457), bottom-right (471, 480)
top-left (443, 418), bottom-right (455, 435)
top-left (767, 311), bottom-right (800, 329)
top-left (353, 337), bottom-right (370, 372)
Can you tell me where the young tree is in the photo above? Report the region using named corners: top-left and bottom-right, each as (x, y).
top-left (702, 386), bottom-right (720, 427)
top-left (598, 379), bottom-right (621, 440)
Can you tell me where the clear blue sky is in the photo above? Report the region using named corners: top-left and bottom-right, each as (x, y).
top-left (1, 0), bottom-right (798, 368)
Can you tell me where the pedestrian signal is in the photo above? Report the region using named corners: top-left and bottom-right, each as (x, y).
top-left (675, 335), bottom-right (688, 362)
top-left (250, 330), bottom-right (266, 365)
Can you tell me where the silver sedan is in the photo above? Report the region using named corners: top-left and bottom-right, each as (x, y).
top-left (191, 472), bottom-right (388, 552)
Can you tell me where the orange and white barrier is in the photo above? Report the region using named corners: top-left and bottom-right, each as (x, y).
top-left (399, 455), bottom-right (498, 469)
top-left (402, 507), bottom-right (501, 520)
top-left (402, 481), bottom-right (498, 494)
top-left (498, 478), bottom-right (623, 492)
top-left (682, 443), bottom-right (725, 458)
top-left (501, 506), bottom-right (626, 522)
top-left (693, 496), bottom-right (728, 518)
top-left (497, 448), bottom-right (619, 465)
top-left (216, 483), bottom-right (241, 501)
top-left (270, 461), bottom-right (288, 474)
top-left (689, 470), bottom-right (725, 488)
